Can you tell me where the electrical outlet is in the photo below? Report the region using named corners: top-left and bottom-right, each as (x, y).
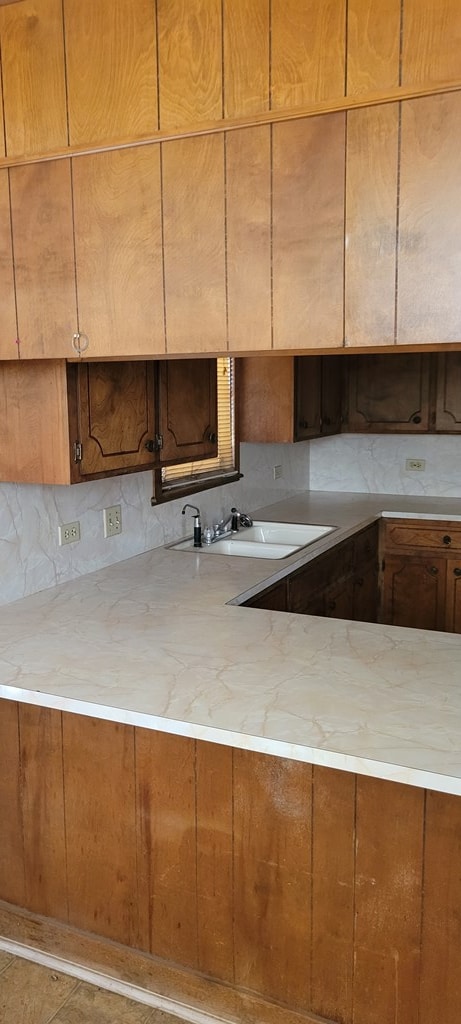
top-left (103, 504), bottom-right (122, 538)
top-left (58, 521), bottom-right (81, 546)
top-left (273, 464), bottom-right (283, 480)
top-left (405, 458), bottom-right (426, 472)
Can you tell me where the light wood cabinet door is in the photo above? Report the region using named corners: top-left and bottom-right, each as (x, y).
top-left (0, 169), bottom-right (17, 359)
top-left (157, 0), bottom-right (222, 131)
top-left (270, 0), bottom-right (346, 109)
top-left (402, 0), bottom-right (461, 88)
top-left (346, 353), bottom-right (431, 432)
top-left (346, 0), bottom-right (401, 94)
top-left (158, 359), bottom-right (218, 465)
top-left (72, 145), bottom-right (165, 358)
top-left (381, 555), bottom-right (447, 632)
top-left (9, 159), bottom-right (77, 359)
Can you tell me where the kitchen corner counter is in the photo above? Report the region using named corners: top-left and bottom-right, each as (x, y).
top-left (1, 491), bottom-right (461, 796)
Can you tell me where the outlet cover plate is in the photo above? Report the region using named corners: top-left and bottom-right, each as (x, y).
top-left (405, 458), bottom-right (426, 472)
top-left (58, 521), bottom-right (81, 546)
top-left (103, 504), bottom-right (122, 538)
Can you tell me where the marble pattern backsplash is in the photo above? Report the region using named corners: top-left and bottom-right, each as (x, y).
top-left (0, 442), bottom-right (309, 607)
top-left (309, 434), bottom-right (461, 498)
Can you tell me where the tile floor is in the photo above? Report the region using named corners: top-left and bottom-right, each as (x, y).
top-left (0, 951), bottom-right (190, 1024)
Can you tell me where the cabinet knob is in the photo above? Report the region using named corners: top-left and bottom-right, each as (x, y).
top-left (443, 535), bottom-right (452, 546)
top-left (412, 415), bottom-right (422, 424)
top-left (145, 439), bottom-right (156, 453)
top-left (454, 568), bottom-right (461, 577)
top-left (430, 566), bottom-right (439, 575)
top-left (71, 331), bottom-right (89, 355)
top-left (208, 432), bottom-right (217, 443)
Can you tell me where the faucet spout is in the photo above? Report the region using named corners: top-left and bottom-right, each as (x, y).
top-left (181, 504), bottom-right (202, 547)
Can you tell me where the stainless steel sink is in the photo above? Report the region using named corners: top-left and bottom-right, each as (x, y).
top-left (168, 521), bottom-right (336, 559)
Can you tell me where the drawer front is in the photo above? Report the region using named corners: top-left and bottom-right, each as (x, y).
top-left (383, 519), bottom-right (461, 554)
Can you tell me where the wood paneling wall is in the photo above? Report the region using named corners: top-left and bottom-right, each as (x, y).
top-left (1, 699), bottom-right (461, 1024)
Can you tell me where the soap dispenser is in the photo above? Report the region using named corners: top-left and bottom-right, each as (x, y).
top-left (181, 504), bottom-right (202, 547)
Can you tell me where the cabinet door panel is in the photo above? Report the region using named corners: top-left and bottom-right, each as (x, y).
top-left (381, 556), bottom-right (446, 632)
top-left (295, 357), bottom-right (321, 440)
top-left (157, 0), bottom-right (222, 130)
top-left (346, 354), bottom-right (431, 432)
top-left (72, 146), bottom-right (165, 357)
top-left (321, 356), bottom-right (343, 436)
top-left (347, 0), bottom-right (401, 94)
top-left (223, 0), bottom-right (270, 118)
top-left (74, 362), bottom-right (157, 478)
top-left (435, 353), bottom-right (461, 432)
top-left (402, 0), bottom-right (461, 87)
top-left (0, 169), bottom-right (17, 358)
top-left (246, 580), bottom-right (288, 612)
top-left (398, 92), bottom-right (461, 346)
top-left (444, 561), bottom-right (461, 634)
top-left (324, 576), bottom-right (355, 621)
top-left (10, 160), bottom-right (76, 359)
top-left (158, 359), bottom-right (218, 464)
top-left (273, 114), bottom-right (345, 350)
top-left (238, 356), bottom-right (296, 443)
top-left (271, 0), bottom-right (346, 109)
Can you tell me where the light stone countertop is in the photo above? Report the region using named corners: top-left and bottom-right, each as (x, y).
top-left (2, 491), bottom-right (461, 796)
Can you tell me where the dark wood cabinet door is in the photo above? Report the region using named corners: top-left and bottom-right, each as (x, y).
top-left (435, 352), bottom-right (461, 432)
top-left (288, 561), bottom-right (326, 616)
top-left (346, 353), bottom-right (431, 432)
top-left (445, 560), bottom-right (461, 633)
top-left (72, 362), bottom-right (157, 479)
top-left (245, 580), bottom-right (288, 612)
top-left (381, 555), bottom-right (447, 631)
top-left (324, 575), bottom-right (355, 621)
top-left (158, 359), bottom-right (218, 465)
top-left (295, 357), bottom-right (322, 440)
top-left (321, 356), bottom-right (343, 436)
top-left (353, 522), bottom-right (379, 622)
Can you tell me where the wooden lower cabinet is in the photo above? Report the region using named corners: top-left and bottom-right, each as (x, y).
top-left (245, 578), bottom-right (288, 611)
top-left (1, 700), bottom-right (461, 1024)
top-left (380, 520), bottom-right (461, 632)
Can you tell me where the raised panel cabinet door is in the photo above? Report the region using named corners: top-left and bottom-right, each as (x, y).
top-left (72, 145), bottom-right (165, 358)
top-left (381, 555), bottom-right (447, 632)
top-left (272, 113), bottom-right (346, 350)
top-left (158, 359), bottom-right (217, 465)
top-left (72, 362), bottom-right (157, 479)
top-left (321, 356), bottom-right (343, 436)
top-left (324, 575), bottom-right (355, 622)
top-left (346, 353), bottom-right (431, 432)
top-left (9, 159), bottom-right (77, 358)
top-left (445, 561), bottom-right (461, 633)
top-left (435, 352), bottom-right (461, 432)
top-left (0, 169), bottom-right (17, 358)
top-left (295, 357), bottom-right (322, 440)
top-left (398, 92), bottom-right (461, 346)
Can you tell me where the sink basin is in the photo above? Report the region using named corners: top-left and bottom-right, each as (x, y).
top-left (168, 521), bottom-right (336, 559)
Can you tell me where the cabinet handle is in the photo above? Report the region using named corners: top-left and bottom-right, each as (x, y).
top-left (208, 432), bottom-right (217, 443)
top-left (454, 568), bottom-right (461, 577)
top-left (72, 332), bottom-right (89, 355)
top-left (145, 439), bottom-right (155, 453)
top-left (412, 415), bottom-right (422, 424)
top-left (443, 535), bottom-right (452, 546)
top-left (430, 566), bottom-right (439, 575)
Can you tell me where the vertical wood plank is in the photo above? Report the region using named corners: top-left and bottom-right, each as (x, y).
top-left (63, 715), bottom-right (138, 946)
top-left (271, 0), bottom-right (346, 109)
top-left (65, 0), bottom-right (158, 147)
top-left (0, 700), bottom-right (24, 906)
top-left (10, 160), bottom-right (77, 359)
top-left (345, 104), bottom-right (399, 348)
top-left (311, 766), bottom-right (355, 1023)
top-left (162, 133), bottom-right (227, 354)
top-left (397, 92), bottom-right (461, 346)
top-left (0, 0), bottom-right (67, 157)
top-left (0, 169), bottom-right (18, 359)
top-left (420, 790), bottom-right (461, 1023)
top-left (223, 0), bottom-right (269, 118)
top-left (347, 0), bottom-right (401, 94)
top-left (272, 113), bottom-right (345, 350)
top-left (0, 361), bottom-right (71, 485)
top-left (402, 0), bottom-right (461, 87)
top-left (233, 750), bottom-right (312, 1010)
top-left (226, 126), bottom-right (272, 352)
top-left (157, 0), bottom-right (222, 130)
top-left (353, 777), bottom-right (424, 1024)
top-left (72, 145), bottom-right (165, 357)
top-left (19, 705), bottom-right (67, 920)
top-left (196, 742), bottom-right (233, 982)
top-left (136, 730), bottom-right (198, 968)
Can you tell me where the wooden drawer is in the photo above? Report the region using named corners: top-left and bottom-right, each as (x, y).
top-left (382, 519), bottom-right (461, 555)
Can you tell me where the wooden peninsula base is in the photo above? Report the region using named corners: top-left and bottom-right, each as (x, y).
top-left (1, 699), bottom-right (460, 1024)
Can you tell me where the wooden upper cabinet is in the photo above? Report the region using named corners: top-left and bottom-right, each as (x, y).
top-left (223, 0), bottom-right (270, 118)
top-left (346, 353), bottom-right (431, 431)
top-left (402, 0), bottom-right (461, 87)
top-left (72, 145), bottom-right (165, 358)
top-left (345, 103), bottom-right (399, 348)
top-left (162, 133), bottom-right (227, 354)
top-left (239, 355), bottom-right (342, 443)
top-left (346, 0), bottom-right (401, 94)
top-left (270, 0), bottom-right (346, 109)
top-left (158, 359), bottom-right (217, 464)
top-left (226, 126), bottom-right (272, 352)
top-left (435, 353), bottom-right (461, 432)
top-left (0, 0), bottom-right (67, 157)
top-left (272, 113), bottom-right (346, 350)
top-left (9, 159), bottom-right (77, 359)
top-left (157, 0), bottom-right (222, 130)
top-left (397, 91), bottom-right (461, 346)
top-left (0, 169), bottom-right (17, 359)
top-left (64, 0), bottom-right (158, 147)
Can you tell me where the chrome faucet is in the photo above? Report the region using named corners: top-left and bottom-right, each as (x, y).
top-left (212, 507), bottom-right (253, 538)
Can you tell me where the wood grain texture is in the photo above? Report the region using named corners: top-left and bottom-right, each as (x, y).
top-left (196, 742), bottom-right (233, 981)
top-left (64, 0), bottom-right (158, 147)
top-left (63, 715), bottom-right (138, 946)
top-left (311, 766), bottom-right (355, 1022)
top-left (345, 104), bottom-right (399, 347)
top-left (0, 361), bottom-right (71, 484)
top-left (19, 705), bottom-right (67, 920)
top-left (420, 791), bottom-right (461, 1023)
top-left (223, 0), bottom-right (269, 118)
top-left (347, 0), bottom-right (401, 94)
top-left (162, 133), bottom-right (227, 354)
top-left (136, 730), bottom-right (198, 968)
top-left (445, 559), bottom-right (461, 633)
top-left (10, 159), bottom-right (77, 358)
top-left (0, 168), bottom-right (17, 358)
top-left (0, 701), bottom-right (24, 906)
top-left (76, 362), bottom-right (156, 477)
top-left (354, 777), bottom-right (424, 1024)
top-left (226, 126), bottom-right (272, 351)
top-left (271, 0), bottom-right (346, 109)
top-left (158, 359), bottom-right (217, 464)
top-left (0, 0), bottom-right (67, 157)
top-left (435, 352), bottom-right (461, 430)
top-left (72, 145), bottom-right (165, 357)
top-left (233, 750), bottom-right (312, 1009)
top-left (238, 357), bottom-right (295, 442)
top-left (402, 0), bottom-right (461, 87)
top-left (397, 91), bottom-right (461, 346)
top-left (157, 0), bottom-right (222, 130)
top-left (272, 114), bottom-right (345, 350)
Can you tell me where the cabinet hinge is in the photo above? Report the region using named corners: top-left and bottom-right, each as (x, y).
top-left (73, 441), bottom-right (83, 463)
top-left (155, 433), bottom-right (163, 451)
